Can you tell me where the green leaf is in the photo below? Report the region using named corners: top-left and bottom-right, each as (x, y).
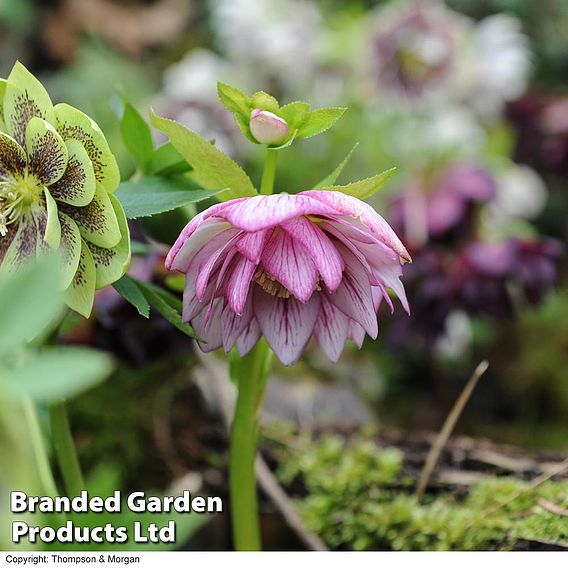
top-left (135, 279), bottom-right (197, 339)
top-left (297, 107), bottom-right (347, 139)
top-left (0, 255), bottom-right (62, 357)
top-left (146, 142), bottom-right (192, 176)
top-left (112, 275), bottom-right (150, 318)
top-left (279, 101), bottom-right (310, 130)
top-left (5, 347), bottom-right (113, 402)
top-left (251, 91), bottom-right (280, 112)
top-left (119, 101), bottom-right (154, 171)
top-left (318, 167), bottom-right (397, 200)
top-left (217, 82), bottom-right (251, 117)
top-left (115, 176), bottom-right (224, 219)
top-left (217, 82), bottom-right (256, 143)
top-left (150, 109), bottom-right (257, 201)
top-left (313, 143), bottom-right (359, 189)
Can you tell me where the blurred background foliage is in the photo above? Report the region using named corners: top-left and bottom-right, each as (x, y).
top-left (1, 0), bottom-right (567, 551)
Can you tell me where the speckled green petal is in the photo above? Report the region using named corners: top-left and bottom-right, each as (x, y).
top-left (86, 194), bottom-right (131, 289)
top-left (54, 103), bottom-right (120, 193)
top-left (64, 238), bottom-right (96, 318)
top-left (59, 183), bottom-right (120, 248)
top-left (0, 79), bottom-right (7, 131)
top-left (57, 211), bottom-right (81, 290)
top-left (49, 139), bottom-right (96, 206)
top-left (26, 117), bottom-right (68, 185)
top-left (43, 188), bottom-right (61, 249)
top-left (0, 130), bottom-right (27, 181)
top-left (0, 212), bottom-right (40, 275)
top-left (4, 62), bottom-right (55, 147)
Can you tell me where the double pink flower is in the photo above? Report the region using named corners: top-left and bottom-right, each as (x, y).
top-left (167, 191), bottom-right (410, 365)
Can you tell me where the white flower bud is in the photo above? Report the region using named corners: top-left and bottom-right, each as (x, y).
top-left (249, 109), bottom-right (289, 145)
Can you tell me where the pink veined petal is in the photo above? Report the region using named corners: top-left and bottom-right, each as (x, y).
top-left (209, 193), bottom-right (340, 232)
top-left (221, 292), bottom-right (254, 352)
top-left (320, 220), bottom-right (374, 276)
top-left (191, 296), bottom-right (225, 352)
top-left (348, 321), bottom-right (366, 348)
top-left (261, 229), bottom-right (319, 303)
top-left (353, 239), bottom-right (410, 314)
top-left (225, 255), bottom-right (258, 315)
top-left (235, 229), bottom-right (272, 263)
top-left (327, 244), bottom-right (378, 339)
top-left (281, 216), bottom-right (345, 293)
top-left (322, 219), bottom-right (408, 313)
top-left (253, 287), bottom-right (320, 365)
top-left (301, 190), bottom-right (411, 262)
top-left (168, 218), bottom-right (232, 272)
top-left (236, 317), bottom-right (262, 357)
top-left (314, 294), bottom-right (350, 362)
top-left (194, 231), bottom-right (242, 300)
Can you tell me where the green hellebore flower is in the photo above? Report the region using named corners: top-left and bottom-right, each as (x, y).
top-left (0, 62), bottom-right (130, 317)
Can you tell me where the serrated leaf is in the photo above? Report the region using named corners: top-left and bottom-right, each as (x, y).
top-left (112, 275), bottom-right (150, 318)
top-left (0, 255), bottom-right (62, 357)
top-left (119, 101), bottom-right (154, 170)
top-left (297, 107), bottom-right (347, 139)
top-left (147, 142), bottom-right (192, 176)
top-left (150, 110), bottom-right (257, 201)
top-left (251, 91), bottom-right (280, 112)
top-left (217, 82), bottom-right (256, 144)
top-left (313, 143), bottom-right (359, 189)
top-left (217, 82), bottom-right (251, 116)
top-left (6, 347), bottom-right (113, 402)
top-left (318, 167), bottom-right (397, 200)
top-left (134, 279), bottom-right (197, 338)
top-left (279, 101), bottom-right (310, 130)
top-left (115, 176), bottom-right (224, 219)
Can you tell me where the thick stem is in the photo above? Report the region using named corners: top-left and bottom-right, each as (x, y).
top-left (49, 401), bottom-right (85, 496)
top-left (229, 339), bottom-right (273, 551)
top-left (260, 149), bottom-right (278, 195)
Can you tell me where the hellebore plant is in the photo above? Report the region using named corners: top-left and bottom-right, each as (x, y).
top-left (0, 62), bottom-right (129, 502)
top-left (0, 62), bottom-right (130, 318)
top-left (151, 82), bottom-right (411, 550)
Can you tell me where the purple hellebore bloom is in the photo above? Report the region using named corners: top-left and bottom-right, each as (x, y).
top-left (166, 191), bottom-right (411, 365)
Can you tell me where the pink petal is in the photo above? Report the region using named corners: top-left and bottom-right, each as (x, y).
top-left (221, 293), bottom-right (254, 352)
top-left (253, 287), bottom-right (320, 365)
top-left (168, 218), bottom-right (232, 272)
top-left (301, 190), bottom-right (411, 262)
top-left (208, 193), bottom-right (339, 232)
top-left (225, 255), bottom-right (257, 315)
top-left (191, 297), bottom-right (224, 352)
top-left (236, 317), bottom-right (262, 357)
top-left (236, 229), bottom-right (272, 263)
top-left (327, 244), bottom-right (378, 339)
top-left (314, 295), bottom-right (350, 362)
top-left (194, 231), bottom-right (242, 300)
top-left (261, 229), bottom-right (319, 302)
top-left (348, 321), bottom-right (366, 348)
top-left (281, 216), bottom-right (344, 293)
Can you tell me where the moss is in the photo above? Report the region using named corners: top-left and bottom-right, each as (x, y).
top-left (276, 433), bottom-right (568, 550)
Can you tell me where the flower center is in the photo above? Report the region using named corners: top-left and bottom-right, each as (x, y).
top-left (0, 174), bottom-right (42, 236)
top-left (253, 267), bottom-right (291, 299)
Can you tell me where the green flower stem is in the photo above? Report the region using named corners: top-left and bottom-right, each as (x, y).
top-left (49, 401), bottom-right (85, 497)
top-left (22, 396), bottom-right (59, 498)
top-left (260, 149), bottom-right (278, 195)
top-left (229, 338), bottom-right (273, 551)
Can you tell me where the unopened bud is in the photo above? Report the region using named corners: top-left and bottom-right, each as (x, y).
top-left (249, 109), bottom-right (289, 145)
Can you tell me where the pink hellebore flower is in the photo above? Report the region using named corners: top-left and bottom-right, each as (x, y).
top-left (166, 191), bottom-right (411, 365)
